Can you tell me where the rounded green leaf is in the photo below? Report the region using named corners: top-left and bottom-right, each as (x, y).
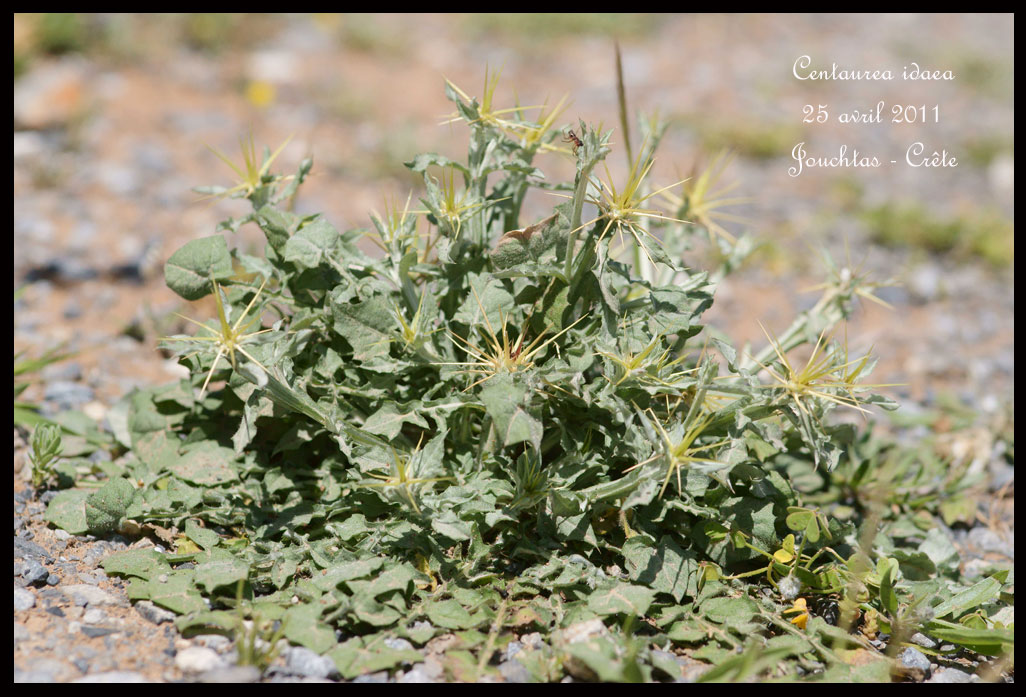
top-left (85, 478), bottom-right (136, 534)
top-left (164, 236), bottom-right (233, 300)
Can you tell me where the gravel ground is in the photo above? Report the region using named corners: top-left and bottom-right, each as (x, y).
top-left (14, 13), bottom-right (1013, 682)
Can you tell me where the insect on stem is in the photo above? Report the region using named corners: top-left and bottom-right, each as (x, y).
top-left (563, 129), bottom-right (583, 156)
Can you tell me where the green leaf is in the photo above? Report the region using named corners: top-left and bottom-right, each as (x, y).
top-left (331, 292), bottom-right (395, 362)
top-left (700, 595), bottom-right (760, 629)
top-left (100, 549), bottom-right (171, 581)
top-left (283, 603), bottom-right (338, 654)
top-left (478, 375), bottom-right (542, 450)
top-left (924, 618), bottom-right (1014, 656)
top-left (586, 582), bottom-right (657, 617)
top-left (351, 596), bottom-right (403, 627)
top-left (43, 489), bottom-right (90, 534)
top-left (185, 519), bottom-right (221, 550)
top-left (148, 570), bottom-right (207, 615)
top-left (426, 598), bottom-right (480, 629)
top-left (169, 442), bottom-right (239, 485)
top-left (255, 205), bottom-right (301, 253)
top-left (931, 575), bottom-right (1004, 621)
top-left (282, 218), bottom-right (342, 270)
top-left (313, 558), bottom-right (386, 591)
top-left (622, 535), bottom-right (700, 602)
top-left (363, 401), bottom-right (430, 440)
top-left (328, 636), bottom-right (424, 679)
top-left (164, 236), bottom-right (233, 300)
top-left (194, 549), bottom-right (250, 592)
top-left (879, 558), bottom-right (899, 616)
top-left (85, 478), bottom-right (135, 534)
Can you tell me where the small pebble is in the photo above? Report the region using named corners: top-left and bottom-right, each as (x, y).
top-left (43, 381), bottom-right (95, 410)
top-left (82, 608), bottom-right (106, 624)
top-left (175, 646), bottom-right (227, 674)
top-left (396, 664), bottom-right (439, 683)
top-left (909, 632), bottom-right (937, 649)
top-left (898, 647), bottom-right (932, 675)
top-left (22, 559), bottom-right (50, 586)
top-left (62, 584), bottom-right (118, 607)
top-left (498, 658), bottom-right (532, 683)
top-left (927, 667), bottom-right (977, 683)
top-left (14, 587), bottom-right (36, 611)
top-left (285, 646), bottom-right (338, 680)
top-left (199, 665), bottom-right (263, 683)
top-left (135, 600), bottom-right (176, 625)
top-left (72, 671), bottom-right (152, 683)
top-left (352, 671), bottom-right (391, 683)
top-left (383, 637), bottom-right (414, 652)
top-left (504, 640), bottom-right (524, 660)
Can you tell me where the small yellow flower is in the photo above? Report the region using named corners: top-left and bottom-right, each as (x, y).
top-left (244, 80), bottom-right (276, 109)
top-left (783, 597), bottom-right (809, 630)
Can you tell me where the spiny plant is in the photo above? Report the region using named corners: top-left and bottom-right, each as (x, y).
top-left (43, 70), bottom-right (1013, 683)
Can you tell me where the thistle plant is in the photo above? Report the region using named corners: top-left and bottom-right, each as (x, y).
top-left (160, 277), bottom-right (274, 397)
top-left (579, 147), bottom-right (687, 267)
top-left (200, 133), bottom-right (293, 201)
top-left (56, 70), bottom-right (1011, 683)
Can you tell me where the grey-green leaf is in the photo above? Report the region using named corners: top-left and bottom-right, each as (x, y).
top-left (164, 236), bottom-right (233, 300)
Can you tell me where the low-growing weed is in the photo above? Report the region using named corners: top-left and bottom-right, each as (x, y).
top-left (46, 67), bottom-right (1012, 682)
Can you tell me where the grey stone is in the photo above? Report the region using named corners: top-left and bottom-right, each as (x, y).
top-left (175, 646), bottom-right (228, 674)
top-left (15, 669), bottom-right (56, 683)
top-left (396, 664), bottom-right (439, 683)
top-left (135, 600), bottom-right (176, 625)
top-left (285, 646), bottom-right (338, 679)
top-left (968, 527), bottom-right (1013, 559)
top-left (21, 559), bottom-right (49, 585)
top-left (43, 381), bottom-right (95, 409)
top-left (498, 658), bottom-right (532, 683)
top-left (14, 587), bottom-right (36, 611)
top-left (13, 131), bottom-right (50, 160)
top-left (194, 633), bottom-right (232, 651)
top-left (62, 584), bottom-right (119, 607)
top-left (383, 637), bottom-right (414, 652)
top-left (41, 361), bottom-right (82, 382)
top-left (352, 670), bottom-right (391, 683)
top-left (907, 264), bottom-right (942, 302)
top-left (72, 671), bottom-right (153, 683)
top-left (24, 658), bottom-right (77, 682)
top-left (899, 647), bottom-right (932, 674)
top-left (927, 667), bottom-right (977, 683)
top-left (909, 632), bottom-right (937, 649)
top-left (82, 607), bottom-right (106, 624)
top-left (504, 640), bottom-right (524, 660)
top-left (199, 665), bottom-right (263, 683)
top-left (14, 537), bottom-right (52, 562)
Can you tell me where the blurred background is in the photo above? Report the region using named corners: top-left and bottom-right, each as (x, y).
top-left (13, 13), bottom-right (1014, 419)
